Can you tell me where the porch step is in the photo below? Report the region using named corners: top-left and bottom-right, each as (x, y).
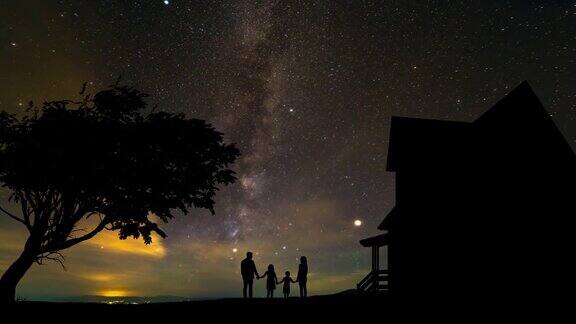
top-left (357, 270), bottom-right (390, 292)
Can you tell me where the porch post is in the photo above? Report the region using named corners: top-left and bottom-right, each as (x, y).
top-left (371, 246), bottom-right (374, 271)
top-left (372, 246), bottom-right (380, 271)
top-left (375, 246), bottom-right (380, 270)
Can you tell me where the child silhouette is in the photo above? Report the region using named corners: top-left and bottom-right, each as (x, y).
top-left (278, 271), bottom-right (296, 298)
top-left (259, 264), bottom-right (278, 298)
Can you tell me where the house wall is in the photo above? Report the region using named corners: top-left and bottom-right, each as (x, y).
top-left (388, 114), bottom-right (576, 307)
top-left (390, 162), bottom-right (478, 302)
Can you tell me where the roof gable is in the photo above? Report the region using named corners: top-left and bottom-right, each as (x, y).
top-left (386, 81), bottom-right (575, 172)
top-left (475, 81), bottom-right (548, 126)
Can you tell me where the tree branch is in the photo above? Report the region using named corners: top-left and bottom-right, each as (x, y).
top-left (0, 204), bottom-right (32, 232)
top-left (20, 198), bottom-right (32, 228)
top-left (40, 217), bottom-right (108, 253)
top-left (36, 251), bottom-right (67, 271)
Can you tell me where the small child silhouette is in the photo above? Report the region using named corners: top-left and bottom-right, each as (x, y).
top-left (278, 271), bottom-right (296, 298)
top-left (259, 264), bottom-right (278, 298)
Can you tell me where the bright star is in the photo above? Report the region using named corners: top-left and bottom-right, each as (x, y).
top-left (232, 248), bottom-right (238, 253)
top-left (163, 0), bottom-right (170, 5)
top-left (354, 219), bottom-right (362, 227)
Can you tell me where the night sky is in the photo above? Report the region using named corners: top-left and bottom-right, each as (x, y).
top-left (0, 1), bottom-right (574, 299)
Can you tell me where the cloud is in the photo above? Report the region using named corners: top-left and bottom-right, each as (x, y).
top-left (84, 230), bottom-right (166, 258)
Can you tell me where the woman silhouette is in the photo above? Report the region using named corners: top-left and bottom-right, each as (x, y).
top-left (296, 256), bottom-right (308, 297)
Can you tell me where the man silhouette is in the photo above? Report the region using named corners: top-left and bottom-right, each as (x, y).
top-left (240, 251), bottom-right (260, 298)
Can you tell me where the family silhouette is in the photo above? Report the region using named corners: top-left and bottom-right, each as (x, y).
top-left (240, 252), bottom-right (308, 299)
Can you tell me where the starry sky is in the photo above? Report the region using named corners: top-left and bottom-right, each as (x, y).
top-left (0, 1), bottom-right (574, 299)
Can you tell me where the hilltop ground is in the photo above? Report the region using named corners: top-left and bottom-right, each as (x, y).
top-left (9, 292), bottom-right (559, 321)
top-left (10, 292), bottom-right (392, 321)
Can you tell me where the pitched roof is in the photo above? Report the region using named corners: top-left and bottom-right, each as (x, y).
top-left (385, 81), bottom-right (575, 172)
top-left (475, 81), bottom-right (547, 125)
top-left (359, 233), bottom-right (390, 247)
top-left (473, 81), bottom-right (575, 164)
top-left (378, 205), bottom-right (397, 231)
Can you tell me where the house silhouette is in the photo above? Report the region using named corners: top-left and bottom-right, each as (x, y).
top-left (358, 81), bottom-right (575, 308)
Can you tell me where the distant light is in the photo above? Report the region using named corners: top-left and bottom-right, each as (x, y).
top-left (289, 108), bottom-right (294, 113)
top-left (282, 246), bottom-right (287, 250)
top-left (164, 0), bottom-right (170, 5)
top-left (354, 219), bottom-right (362, 227)
top-left (10, 42), bottom-right (17, 47)
top-left (100, 290), bottom-right (129, 297)
top-left (232, 248), bottom-right (238, 253)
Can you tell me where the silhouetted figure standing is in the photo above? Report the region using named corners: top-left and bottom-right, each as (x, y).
top-left (241, 252), bottom-right (259, 298)
top-left (259, 264), bottom-right (278, 298)
top-left (297, 256), bottom-right (308, 297)
top-left (278, 271), bottom-right (296, 298)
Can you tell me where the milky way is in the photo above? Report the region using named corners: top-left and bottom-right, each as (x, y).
top-left (0, 1), bottom-right (574, 299)
top-left (220, 1), bottom-right (289, 241)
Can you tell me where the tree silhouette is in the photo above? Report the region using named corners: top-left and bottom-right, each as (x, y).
top-left (0, 84), bottom-right (239, 303)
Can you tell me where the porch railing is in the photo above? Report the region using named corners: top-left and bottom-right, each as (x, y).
top-left (357, 269), bottom-right (389, 292)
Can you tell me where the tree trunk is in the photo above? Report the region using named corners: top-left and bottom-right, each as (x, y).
top-left (0, 248), bottom-right (36, 304)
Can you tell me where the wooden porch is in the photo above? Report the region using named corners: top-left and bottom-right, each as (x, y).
top-left (357, 233), bottom-right (389, 292)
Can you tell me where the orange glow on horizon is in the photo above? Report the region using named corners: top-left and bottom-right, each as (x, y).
top-left (98, 290), bottom-right (132, 297)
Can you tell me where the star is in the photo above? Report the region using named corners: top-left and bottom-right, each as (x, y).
top-left (0, 0), bottom-right (573, 300)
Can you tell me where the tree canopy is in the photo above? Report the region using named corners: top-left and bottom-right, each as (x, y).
top-left (0, 84), bottom-right (239, 263)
